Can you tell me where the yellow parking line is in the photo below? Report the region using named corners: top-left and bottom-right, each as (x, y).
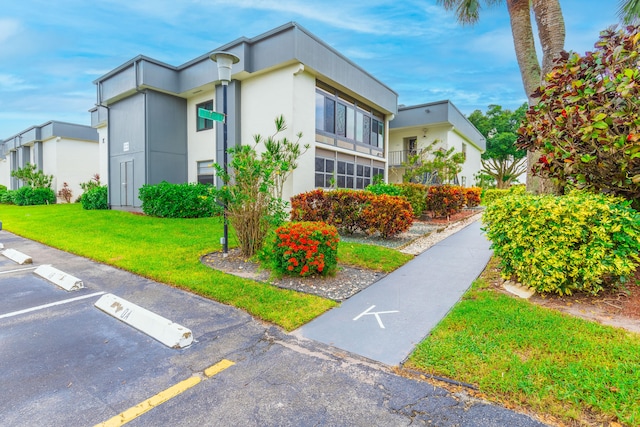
top-left (204, 358), bottom-right (235, 377)
top-left (95, 359), bottom-right (235, 427)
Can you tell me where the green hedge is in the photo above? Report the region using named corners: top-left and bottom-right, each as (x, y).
top-left (81, 186), bottom-right (109, 210)
top-left (482, 185), bottom-right (526, 205)
top-left (12, 186), bottom-right (56, 206)
top-left (482, 191), bottom-right (640, 295)
top-left (138, 181), bottom-right (222, 218)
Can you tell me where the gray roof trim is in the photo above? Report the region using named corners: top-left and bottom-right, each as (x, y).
top-left (92, 22), bottom-right (397, 114)
top-left (391, 100), bottom-right (486, 151)
top-left (1, 120), bottom-right (98, 149)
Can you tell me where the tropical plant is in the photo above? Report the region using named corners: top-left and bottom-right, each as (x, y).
top-left (468, 104), bottom-right (528, 189)
top-left (618, 0), bottom-right (640, 22)
top-left (11, 163), bottom-right (53, 189)
top-left (401, 140), bottom-right (465, 185)
top-left (216, 116), bottom-right (307, 257)
top-left (437, 0), bottom-right (565, 194)
top-left (517, 26), bottom-right (640, 207)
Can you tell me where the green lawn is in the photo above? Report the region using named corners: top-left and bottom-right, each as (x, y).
top-left (0, 203), bottom-right (409, 330)
top-left (407, 258), bottom-right (640, 426)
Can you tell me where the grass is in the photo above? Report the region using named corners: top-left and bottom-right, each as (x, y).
top-left (406, 258), bottom-right (640, 426)
top-left (338, 241), bottom-right (413, 272)
top-left (0, 203), bottom-right (402, 330)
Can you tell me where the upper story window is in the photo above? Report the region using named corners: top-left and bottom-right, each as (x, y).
top-left (197, 100), bottom-right (214, 131)
top-left (315, 86), bottom-right (384, 149)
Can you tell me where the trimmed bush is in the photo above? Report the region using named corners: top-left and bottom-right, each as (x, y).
top-left (138, 181), bottom-right (222, 218)
top-left (290, 189), bottom-right (334, 223)
top-left (396, 182), bottom-right (428, 217)
top-left (291, 189), bottom-right (414, 238)
top-left (81, 186), bottom-right (109, 210)
top-left (482, 185), bottom-right (526, 205)
top-left (12, 186), bottom-right (56, 206)
top-left (483, 191), bottom-right (640, 295)
top-left (426, 185), bottom-right (465, 218)
top-left (361, 194), bottom-right (413, 238)
top-left (464, 187), bottom-right (482, 208)
top-left (327, 190), bottom-right (370, 235)
top-left (272, 221), bottom-right (339, 277)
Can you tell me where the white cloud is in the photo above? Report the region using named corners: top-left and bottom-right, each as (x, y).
top-left (0, 74), bottom-right (36, 91)
top-left (0, 18), bottom-right (20, 44)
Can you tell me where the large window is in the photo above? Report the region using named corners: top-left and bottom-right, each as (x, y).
top-left (316, 86), bottom-right (385, 149)
top-left (196, 100), bottom-right (214, 131)
top-left (197, 160), bottom-right (214, 185)
top-left (316, 156), bottom-right (384, 190)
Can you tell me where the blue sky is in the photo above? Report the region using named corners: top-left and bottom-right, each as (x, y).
top-left (0, 0), bottom-right (622, 138)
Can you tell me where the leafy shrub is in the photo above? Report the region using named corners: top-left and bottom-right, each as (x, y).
top-left (0, 184), bottom-right (6, 192)
top-left (365, 183), bottom-right (403, 197)
top-left (138, 181), bottom-right (221, 218)
top-left (426, 185), bottom-right (465, 218)
top-left (12, 186), bottom-right (56, 206)
top-left (81, 186), bottom-right (109, 210)
top-left (396, 183), bottom-right (428, 217)
top-left (327, 190), bottom-right (370, 234)
top-left (271, 221), bottom-right (339, 277)
top-left (482, 185), bottom-right (526, 205)
top-left (483, 191), bottom-right (640, 295)
top-left (1, 190), bottom-right (14, 204)
top-left (517, 26), bottom-right (640, 206)
top-left (361, 194), bottom-right (414, 238)
top-left (290, 189), bottom-right (334, 223)
top-left (464, 187), bottom-right (482, 208)
top-left (291, 189), bottom-right (414, 238)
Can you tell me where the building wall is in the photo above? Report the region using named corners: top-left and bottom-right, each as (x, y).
top-left (387, 124), bottom-right (481, 186)
top-left (53, 138), bottom-right (100, 201)
top-left (240, 62), bottom-right (317, 202)
top-left (96, 124), bottom-right (109, 184)
top-left (0, 155), bottom-right (10, 189)
top-left (187, 90), bottom-right (217, 184)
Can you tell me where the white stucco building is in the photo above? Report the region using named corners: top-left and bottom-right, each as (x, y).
top-left (388, 101), bottom-right (486, 186)
top-left (0, 121), bottom-right (99, 202)
top-left (2, 22), bottom-right (486, 210)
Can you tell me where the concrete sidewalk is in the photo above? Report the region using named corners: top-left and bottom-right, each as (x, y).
top-left (294, 220), bottom-right (493, 366)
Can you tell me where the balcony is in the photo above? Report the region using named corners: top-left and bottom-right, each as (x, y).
top-left (388, 150), bottom-right (418, 167)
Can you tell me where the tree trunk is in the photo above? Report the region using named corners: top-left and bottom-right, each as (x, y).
top-left (531, 0), bottom-right (566, 78)
top-left (528, 0), bottom-right (565, 194)
top-left (506, 0), bottom-right (541, 104)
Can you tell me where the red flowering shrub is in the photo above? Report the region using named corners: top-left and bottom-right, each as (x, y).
top-left (426, 185), bottom-right (465, 218)
top-left (272, 221), bottom-right (339, 277)
top-left (463, 187), bottom-right (482, 208)
top-left (361, 194), bottom-right (414, 238)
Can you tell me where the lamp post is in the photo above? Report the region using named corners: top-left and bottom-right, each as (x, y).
top-left (210, 51), bottom-right (239, 257)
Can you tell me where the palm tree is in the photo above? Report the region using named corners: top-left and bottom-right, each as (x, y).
top-left (437, 0), bottom-right (565, 193)
top-left (619, 0), bottom-right (640, 22)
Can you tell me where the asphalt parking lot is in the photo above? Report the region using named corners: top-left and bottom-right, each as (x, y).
top-left (0, 230), bottom-right (549, 427)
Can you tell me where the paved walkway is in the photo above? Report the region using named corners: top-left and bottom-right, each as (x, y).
top-left (294, 220), bottom-right (493, 366)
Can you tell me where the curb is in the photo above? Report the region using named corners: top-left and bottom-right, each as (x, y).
top-left (94, 293), bottom-right (193, 349)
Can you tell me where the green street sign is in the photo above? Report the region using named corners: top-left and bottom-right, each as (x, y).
top-left (198, 108), bottom-right (225, 123)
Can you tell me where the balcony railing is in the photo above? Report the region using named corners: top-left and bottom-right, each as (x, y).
top-left (388, 150), bottom-right (418, 167)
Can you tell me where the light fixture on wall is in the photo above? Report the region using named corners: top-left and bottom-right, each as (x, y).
top-left (210, 51), bottom-right (240, 257)
top-left (422, 128), bottom-right (428, 138)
